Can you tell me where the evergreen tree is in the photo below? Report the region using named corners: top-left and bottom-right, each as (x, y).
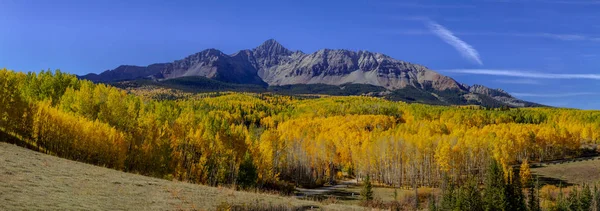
top-left (581, 184), bottom-right (593, 211)
top-left (484, 159), bottom-right (507, 211)
top-left (481, 159), bottom-right (527, 211)
top-left (568, 186), bottom-right (580, 211)
top-left (440, 176), bottom-right (456, 210)
top-left (507, 172), bottom-right (527, 211)
top-left (455, 179), bottom-right (484, 211)
top-left (237, 153), bottom-right (258, 189)
top-left (527, 176), bottom-right (540, 211)
top-left (360, 174), bottom-right (373, 202)
top-left (554, 185), bottom-right (569, 211)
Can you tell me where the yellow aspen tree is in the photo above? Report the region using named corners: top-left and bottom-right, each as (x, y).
top-left (520, 159), bottom-right (532, 186)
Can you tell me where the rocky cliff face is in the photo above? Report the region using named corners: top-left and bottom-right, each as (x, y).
top-left (82, 39), bottom-right (467, 91)
top-left (83, 48), bottom-right (266, 85)
top-left (258, 47), bottom-right (466, 92)
top-left (81, 64), bottom-right (167, 82)
top-left (467, 84), bottom-right (510, 98)
top-left (81, 39), bottom-right (539, 107)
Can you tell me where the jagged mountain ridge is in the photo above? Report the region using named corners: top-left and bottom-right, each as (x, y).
top-left (81, 39), bottom-right (540, 107)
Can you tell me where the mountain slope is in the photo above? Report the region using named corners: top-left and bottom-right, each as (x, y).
top-left (81, 39), bottom-right (541, 107)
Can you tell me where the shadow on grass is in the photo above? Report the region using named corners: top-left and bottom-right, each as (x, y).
top-left (296, 189), bottom-right (360, 201)
top-left (0, 130), bottom-right (38, 151)
top-left (226, 203), bottom-right (321, 211)
top-left (533, 174), bottom-right (573, 187)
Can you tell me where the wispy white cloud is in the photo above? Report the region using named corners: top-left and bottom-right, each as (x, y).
top-left (512, 92), bottom-right (599, 97)
top-left (427, 21), bottom-right (483, 65)
top-left (534, 33), bottom-right (588, 41)
top-left (385, 29), bottom-right (599, 42)
top-left (444, 69), bottom-right (600, 79)
top-left (458, 32), bottom-right (591, 41)
top-left (493, 32), bottom-right (588, 41)
top-left (391, 15), bottom-right (535, 23)
top-left (495, 79), bottom-right (542, 85)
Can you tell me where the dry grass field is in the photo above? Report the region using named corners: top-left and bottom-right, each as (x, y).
top-left (8, 136), bottom-right (600, 210)
top-left (532, 157), bottom-right (600, 185)
top-left (0, 142), bottom-right (361, 211)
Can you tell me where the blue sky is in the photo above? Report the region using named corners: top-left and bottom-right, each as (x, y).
top-left (2, 0), bottom-right (600, 109)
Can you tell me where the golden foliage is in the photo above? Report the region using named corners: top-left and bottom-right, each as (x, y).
top-left (2, 68), bottom-right (600, 188)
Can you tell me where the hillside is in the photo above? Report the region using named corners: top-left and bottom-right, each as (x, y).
top-left (81, 39), bottom-right (541, 108)
top-left (0, 142), bottom-right (358, 211)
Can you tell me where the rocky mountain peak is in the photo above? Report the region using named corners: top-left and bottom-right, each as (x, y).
top-left (192, 48), bottom-right (226, 59)
top-left (468, 84), bottom-right (511, 97)
top-left (252, 39), bottom-right (294, 73)
top-left (80, 39), bottom-right (541, 108)
top-left (253, 39), bottom-right (292, 57)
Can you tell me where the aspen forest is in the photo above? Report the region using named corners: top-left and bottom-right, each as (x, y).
top-left (3, 69), bottom-right (600, 209)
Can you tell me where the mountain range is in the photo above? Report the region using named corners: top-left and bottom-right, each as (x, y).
top-left (81, 39), bottom-right (541, 107)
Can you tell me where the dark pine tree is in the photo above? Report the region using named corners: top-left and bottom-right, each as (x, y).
top-left (236, 153), bottom-right (258, 190)
top-left (455, 178), bottom-right (484, 211)
top-left (484, 159), bottom-right (507, 211)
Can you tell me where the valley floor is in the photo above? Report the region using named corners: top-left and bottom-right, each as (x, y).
top-left (0, 142), bottom-right (359, 211)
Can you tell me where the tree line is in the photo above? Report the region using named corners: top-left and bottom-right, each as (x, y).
top-left (2, 68), bottom-right (600, 194)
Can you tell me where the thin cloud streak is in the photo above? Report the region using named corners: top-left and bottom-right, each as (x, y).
top-left (391, 15), bottom-right (535, 23)
top-left (444, 69), bottom-right (600, 79)
top-left (427, 21), bottom-right (483, 65)
top-left (512, 92), bottom-right (599, 97)
top-left (495, 79), bottom-right (542, 85)
top-left (385, 29), bottom-right (599, 41)
top-left (461, 32), bottom-right (588, 41)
